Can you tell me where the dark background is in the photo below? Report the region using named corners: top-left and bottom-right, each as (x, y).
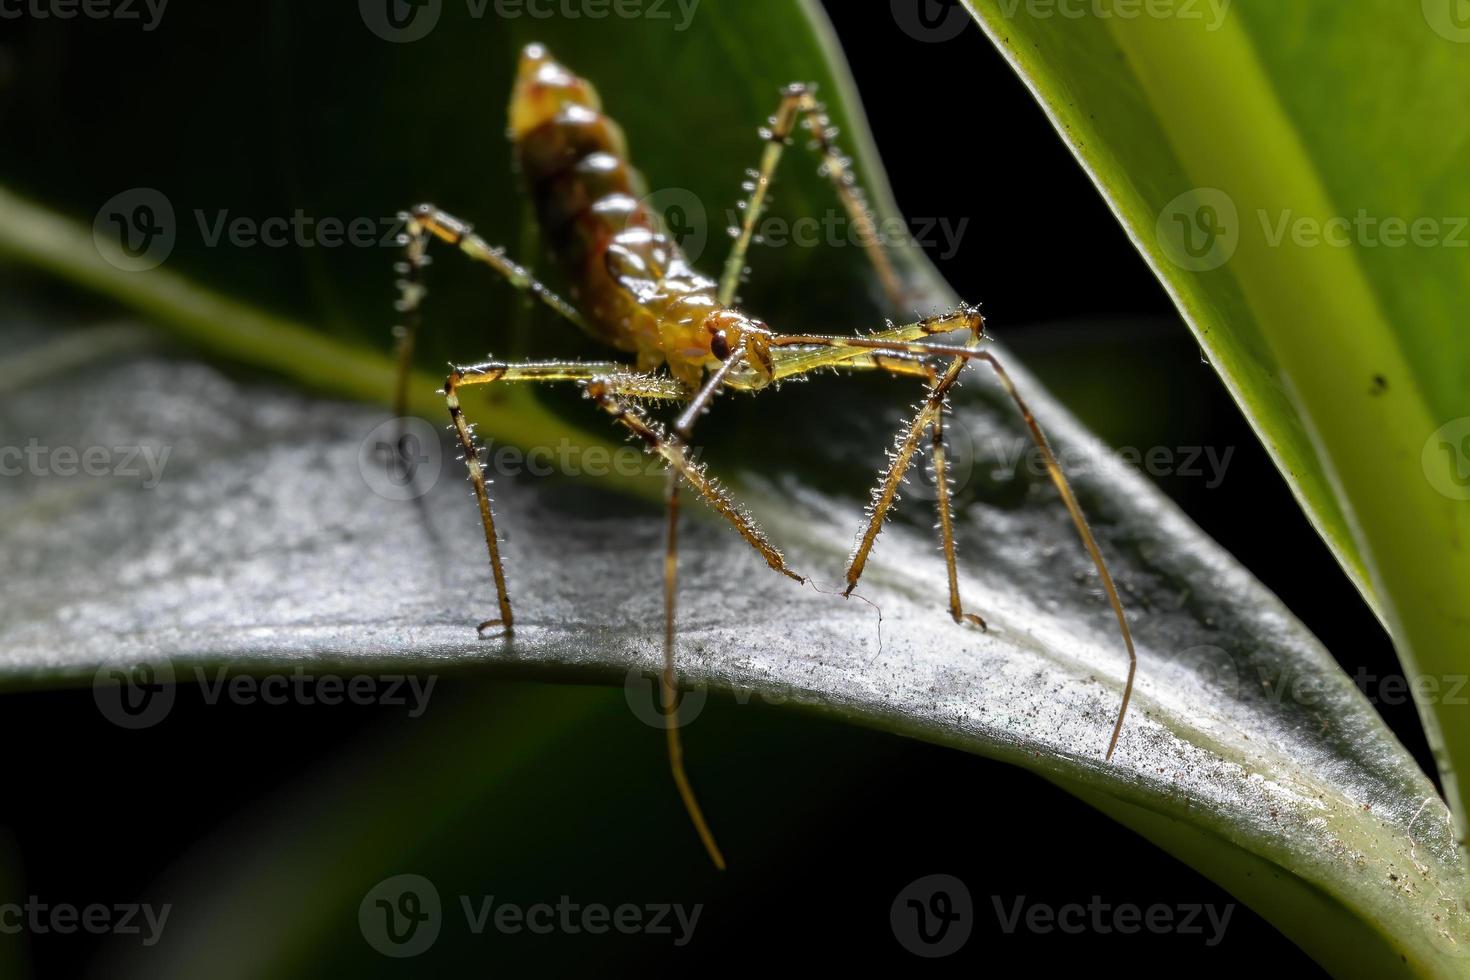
top-left (0, 1), bottom-right (1417, 976)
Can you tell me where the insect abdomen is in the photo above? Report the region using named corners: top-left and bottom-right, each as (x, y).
top-left (510, 44), bottom-right (660, 353)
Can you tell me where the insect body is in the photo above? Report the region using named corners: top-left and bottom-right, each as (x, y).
top-left (511, 53), bottom-right (755, 390)
top-left (393, 44), bottom-right (1137, 871)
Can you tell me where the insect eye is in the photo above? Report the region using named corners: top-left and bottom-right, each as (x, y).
top-left (709, 330), bottom-right (731, 361)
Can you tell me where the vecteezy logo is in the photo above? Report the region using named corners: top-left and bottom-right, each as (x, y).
top-left (624, 665), bottom-right (708, 729)
top-left (1423, 417), bottom-right (1470, 500)
top-left (1156, 188), bottom-right (1240, 272)
top-left (890, 873), bottom-right (973, 957)
top-left (360, 874), bottom-right (442, 958)
top-left (93, 658), bottom-right (176, 729)
top-left (93, 188), bottom-right (176, 272)
top-left (358, 417), bottom-right (443, 502)
top-left (637, 187), bottom-right (710, 266)
top-left (906, 415), bottom-right (976, 504)
top-left (1162, 643), bottom-right (1241, 699)
top-left (1424, 0), bottom-right (1470, 42)
top-left (360, 0), bottom-right (442, 42)
top-left (891, 0), bottom-right (970, 42)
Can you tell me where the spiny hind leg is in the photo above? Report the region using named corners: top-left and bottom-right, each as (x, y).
top-left (762, 329), bottom-right (1137, 760)
top-left (394, 203), bottom-right (587, 417)
top-left (841, 355), bottom-right (987, 630)
top-left (442, 361), bottom-right (684, 635)
top-left (719, 85), bottom-right (905, 308)
top-left (583, 371), bottom-right (804, 588)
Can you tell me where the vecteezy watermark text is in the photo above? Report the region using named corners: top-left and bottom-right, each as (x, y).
top-left (983, 435), bottom-right (1235, 489)
top-left (93, 659), bottom-right (436, 729)
top-left (992, 894), bottom-right (1234, 945)
top-left (719, 208), bottom-right (970, 262)
top-left (994, 0), bottom-right (1231, 31)
top-left (92, 188), bottom-right (411, 272)
top-left (0, 440), bottom-right (170, 488)
top-left (0, 898), bottom-right (170, 946)
top-left (358, 874), bottom-right (700, 957)
top-left (1157, 188), bottom-right (1470, 272)
top-left (356, 417), bottom-right (699, 502)
top-left (0, 0), bottom-right (168, 30)
top-left (359, 0), bottom-right (700, 43)
top-left (891, 874), bottom-right (1234, 957)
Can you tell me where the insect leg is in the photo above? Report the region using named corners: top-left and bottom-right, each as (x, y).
top-left (586, 358), bottom-right (801, 872)
top-left (719, 86), bottom-right (904, 308)
top-left (655, 352), bottom-right (754, 871)
top-left (394, 203), bottom-right (587, 418)
top-left (930, 400), bottom-right (987, 630)
top-left (721, 306), bottom-right (986, 386)
top-left (442, 362), bottom-right (683, 636)
top-left (842, 355), bottom-right (985, 630)
top-left (584, 377), bottom-right (804, 586)
top-left (761, 334), bottom-right (1137, 760)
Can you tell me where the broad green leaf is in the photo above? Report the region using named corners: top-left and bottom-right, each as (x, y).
top-left (956, 0), bottom-right (1470, 842)
top-left (2, 313), bottom-right (1466, 977)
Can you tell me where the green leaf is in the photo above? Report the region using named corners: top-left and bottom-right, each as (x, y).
top-left (0, 1), bottom-right (1465, 974)
top-left (3, 313), bottom-right (1467, 976)
top-left (0, 310), bottom-right (1464, 975)
top-left (956, 0), bottom-right (1470, 844)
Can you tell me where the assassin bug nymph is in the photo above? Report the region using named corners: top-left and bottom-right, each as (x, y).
top-left (391, 44), bottom-right (1137, 870)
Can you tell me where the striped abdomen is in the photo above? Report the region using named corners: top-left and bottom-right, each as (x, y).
top-left (509, 44), bottom-right (731, 386)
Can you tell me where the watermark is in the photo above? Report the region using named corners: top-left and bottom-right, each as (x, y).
top-left (891, 874), bottom-right (973, 957)
top-left (994, 0), bottom-right (1231, 31)
top-left (359, 417), bottom-right (443, 502)
top-left (1156, 188), bottom-right (1239, 272)
top-left (360, 875), bottom-right (441, 958)
top-left (1424, 417), bottom-right (1470, 500)
top-left (193, 209), bottom-right (406, 250)
top-left (890, 875), bottom-right (1234, 955)
top-left (982, 434), bottom-right (1236, 489)
top-left (1423, 0), bottom-right (1470, 43)
top-left (93, 658), bottom-right (437, 729)
top-left (93, 660), bottom-right (176, 730)
top-left (1258, 209), bottom-right (1469, 251)
top-left (460, 894), bottom-right (699, 944)
top-left (1348, 668), bottom-right (1470, 709)
top-left (359, 0), bottom-right (699, 43)
top-left (0, 439), bottom-right (171, 488)
top-left (1158, 188), bottom-right (1470, 271)
top-left (358, 418), bottom-right (693, 502)
top-left (93, 188), bottom-right (176, 272)
top-left (1157, 642), bottom-right (1470, 710)
top-left (625, 667), bottom-right (710, 729)
top-left (0, 0), bottom-right (168, 30)
top-left (625, 666), bottom-right (818, 729)
top-left (720, 209), bottom-right (969, 262)
top-left (359, 874), bottom-right (700, 957)
top-left (478, 439), bottom-right (677, 480)
top-left (633, 186), bottom-right (970, 267)
top-left (0, 897), bottom-right (170, 946)
top-left (910, 419), bottom-right (976, 503)
top-left (992, 894), bottom-right (1234, 945)
top-left (1156, 643), bottom-right (1242, 699)
top-left (93, 190), bottom-right (409, 272)
top-left (891, 0), bottom-right (971, 42)
top-left (639, 187), bottom-right (710, 265)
